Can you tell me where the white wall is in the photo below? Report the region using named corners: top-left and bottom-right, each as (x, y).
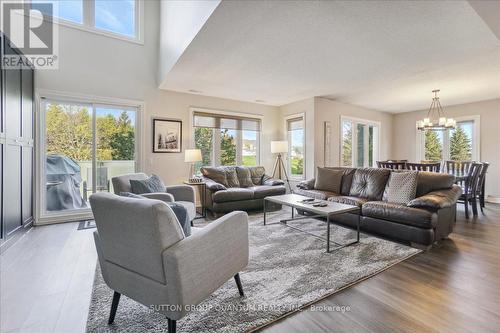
top-left (36, 0), bottom-right (280, 185)
top-left (392, 98), bottom-right (500, 201)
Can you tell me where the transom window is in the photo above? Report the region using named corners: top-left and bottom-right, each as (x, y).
top-left (341, 116), bottom-right (380, 168)
top-left (193, 111), bottom-right (261, 173)
top-left (31, 0), bottom-right (140, 41)
top-left (417, 116), bottom-right (480, 162)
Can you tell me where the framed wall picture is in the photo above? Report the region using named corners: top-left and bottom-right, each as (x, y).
top-left (153, 118), bottom-right (182, 153)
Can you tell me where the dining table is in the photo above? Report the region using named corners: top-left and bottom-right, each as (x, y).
top-left (444, 170), bottom-right (468, 184)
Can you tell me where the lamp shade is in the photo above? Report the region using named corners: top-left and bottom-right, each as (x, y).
top-left (184, 149), bottom-right (202, 162)
top-left (271, 141), bottom-right (288, 153)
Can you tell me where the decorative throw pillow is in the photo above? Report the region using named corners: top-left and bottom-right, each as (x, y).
top-left (201, 167), bottom-right (228, 187)
top-left (225, 167), bottom-right (240, 187)
top-left (236, 167), bottom-right (254, 187)
top-left (314, 167), bottom-right (344, 193)
top-left (249, 166), bottom-right (266, 185)
top-left (129, 174), bottom-right (166, 194)
top-left (383, 171), bottom-right (418, 204)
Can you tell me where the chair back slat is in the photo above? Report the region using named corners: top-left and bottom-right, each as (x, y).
top-left (464, 163), bottom-right (483, 195)
top-left (476, 162), bottom-right (489, 194)
top-left (446, 160), bottom-right (475, 174)
top-left (406, 162), bottom-right (441, 172)
top-left (377, 161), bottom-right (407, 170)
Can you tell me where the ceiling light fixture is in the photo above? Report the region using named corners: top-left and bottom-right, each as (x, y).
top-left (417, 90), bottom-right (456, 131)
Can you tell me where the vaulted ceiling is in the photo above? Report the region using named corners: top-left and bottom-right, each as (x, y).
top-left (159, 0), bottom-right (500, 112)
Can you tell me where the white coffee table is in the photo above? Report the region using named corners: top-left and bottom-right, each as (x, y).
top-left (264, 193), bottom-right (361, 253)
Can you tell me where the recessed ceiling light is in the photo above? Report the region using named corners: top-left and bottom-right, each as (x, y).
top-left (188, 89), bottom-right (202, 94)
top-left (255, 99), bottom-right (266, 103)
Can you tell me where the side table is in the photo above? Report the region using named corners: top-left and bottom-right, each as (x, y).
top-left (183, 181), bottom-right (207, 219)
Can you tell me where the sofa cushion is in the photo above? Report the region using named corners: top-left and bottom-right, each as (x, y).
top-left (362, 201), bottom-right (436, 229)
top-left (416, 171), bottom-right (455, 197)
top-left (340, 168), bottom-right (356, 195)
top-left (408, 185), bottom-right (462, 210)
top-left (383, 171), bottom-right (418, 204)
top-left (201, 167), bottom-right (228, 187)
top-left (212, 188), bottom-right (254, 203)
top-left (248, 166), bottom-right (266, 185)
top-left (315, 167), bottom-right (344, 193)
top-left (349, 168), bottom-right (390, 201)
top-left (225, 167), bottom-right (240, 187)
top-left (236, 167), bottom-right (254, 187)
top-left (296, 189), bottom-right (339, 200)
top-left (327, 196), bottom-right (368, 207)
top-left (251, 185), bottom-right (286, 199)
top-left (129, 174), bottom-right (166, 194)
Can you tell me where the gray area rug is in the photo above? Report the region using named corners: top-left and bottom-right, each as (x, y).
top-left (86, 208), bottom-right (420, 332)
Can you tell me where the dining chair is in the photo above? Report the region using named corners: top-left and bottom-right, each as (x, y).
top-left (476, 162), bottom-right (489, 213)
top-left (445, 160), bottom-right (474, 174)
top-left (406, 162), bottom-right (441, 172)
top-left (457, 163), bottom-right (482, 219)
top-left (377, 161), bottom-right (407, 170)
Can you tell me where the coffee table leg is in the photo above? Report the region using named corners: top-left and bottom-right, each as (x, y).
top-left (263, 199), bottom-right (267, 226)
top-left (357, 212), bottom-right (360, 242)
top-left (291, 207), bottom-right (294, 219)
top-left (326, 214), bottom-right (331, 253)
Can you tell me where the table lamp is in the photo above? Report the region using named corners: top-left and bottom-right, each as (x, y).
top-left (185, 149), bottom-right (202, 180)
top-left (270, 141), bottom-right (292, 192)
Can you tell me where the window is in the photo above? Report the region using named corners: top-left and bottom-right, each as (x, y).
top-left (31, 0), bottom-right (140, 41)
top-left (40, 98), bottom-right (139, 221)
top-left (417, 116), bottom-right (479, 162)
top-left (287, 116), bottom-right (305, 179)
top-left (341, 117), bottom-right (380, 167)
top-left (193, 111), bottom-right (261, 173)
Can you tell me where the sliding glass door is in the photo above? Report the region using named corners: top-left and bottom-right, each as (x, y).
top-left (41, 99), bottom-right (138, 221)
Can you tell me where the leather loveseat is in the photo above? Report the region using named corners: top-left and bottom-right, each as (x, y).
top-left (297, 167), bottom-right (462, 248)
top-left (201, 166), bottom-right (286, 215)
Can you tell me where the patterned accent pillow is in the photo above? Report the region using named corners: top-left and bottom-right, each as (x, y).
top-left (236, 167), bottom-right (254, 187)
top-left (383, 171), bottom-right (418, 204)
top-left (249, 166), bottom-right (266, 185)
top-left (225, 167), bottom-right (240, 188)
top-left (129, 174), bottom-right (166, 194)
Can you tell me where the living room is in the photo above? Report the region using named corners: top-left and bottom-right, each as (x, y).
top-left (1, 0), bottom-right (499, 332)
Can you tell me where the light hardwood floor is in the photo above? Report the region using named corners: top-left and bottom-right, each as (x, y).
top-left (1, 205), bottom-right (499, 333)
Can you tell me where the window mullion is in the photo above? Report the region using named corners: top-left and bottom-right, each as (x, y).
top-left (84, 0), bottom-right (95, 27)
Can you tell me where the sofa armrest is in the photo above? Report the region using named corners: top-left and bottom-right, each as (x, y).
top-left (202, 177), bottom-right (227, 192)
top-left (297, 178), bottom-right (315, 190)
top-left (262, 175), bottom-right (285, 186)
top-left (141, 192), bottom-right (175, 203)
top-left (166, 185), bottom-right (195, 203)
top-left (162, 211), bottom-right (249, 310)
top-left (407, 185), bottom-right (462, 210)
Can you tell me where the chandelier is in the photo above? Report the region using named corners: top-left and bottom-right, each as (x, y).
top-left (417, 90), bottom-right (456, 131)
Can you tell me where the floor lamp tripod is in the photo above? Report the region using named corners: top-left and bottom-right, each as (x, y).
top-left (271, 141), bottom-right (293, 193)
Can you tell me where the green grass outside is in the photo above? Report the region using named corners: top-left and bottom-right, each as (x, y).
top-left (242, 155), bottom-right (257, 166)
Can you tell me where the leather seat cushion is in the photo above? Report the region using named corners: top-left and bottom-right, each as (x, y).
top-left (349, 168), bottom-right (390, 200)
top-left (362, 201), bottom-right (436, 229)
top-left (251, 185), bottom-right (286, 199)
top-left (212, 188), bottom-right (254, 203)
top-left (295, 189), bottom-right (339, 200)
top-left (327, 196), bottom-right (368, 207)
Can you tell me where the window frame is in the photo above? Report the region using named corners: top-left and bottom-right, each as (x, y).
top-left (285, 113), bottom-right (306, 180)
top-left (340, 115), bottom-right (381, 168)
top-left (416, 115), bottom-right (480, 162)
top-left (190, 107), bottom-right (262, 169)
top-left (27, 0), bottom-right (144, 44)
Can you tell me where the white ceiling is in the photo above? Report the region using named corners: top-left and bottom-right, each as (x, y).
top-left (159, 0), bottom-right (500, 113)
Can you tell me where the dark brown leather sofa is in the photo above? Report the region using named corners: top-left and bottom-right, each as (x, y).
top-left (201, 166), bottom-right (286, 215)
top-left (297, 167), bottom-right (462, 248)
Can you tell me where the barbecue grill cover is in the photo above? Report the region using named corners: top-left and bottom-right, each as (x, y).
top-left (46, 155), bottom-right (87, 211)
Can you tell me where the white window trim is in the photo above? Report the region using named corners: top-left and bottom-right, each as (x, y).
top-left (415, 115), bottom-right (480, 162)
top-left (25, 0), bottom-right (144, 45)
top-left (340, 115), bottom-right (381, 168)
top-left (189, 107), bottom-right (263, 167)
top-left (284, 113), bottom-right (306, 180)
top-left (35, 89), bottom-right (145, 225)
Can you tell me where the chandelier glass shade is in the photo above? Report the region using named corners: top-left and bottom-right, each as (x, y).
top-left (417, 90), bottom-right (456, 131)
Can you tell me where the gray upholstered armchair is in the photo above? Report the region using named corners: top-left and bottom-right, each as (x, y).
top-left (111, 173), bottom-right (197, 222)
top-left (90, 193), bottom-right (249, 333)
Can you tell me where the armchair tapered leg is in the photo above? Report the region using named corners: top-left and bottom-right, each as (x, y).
top-left (234, 273), bottom-right (244, 297)
top-left (108, 291), bottom-right (121, 324)
top-left (167, 318), bottom-right (177, 333)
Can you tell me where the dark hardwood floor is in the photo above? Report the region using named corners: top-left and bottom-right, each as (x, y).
top-left (263, 204), bottom-right (500, 333)
top-left (1, 204), bottom-right (499, 332)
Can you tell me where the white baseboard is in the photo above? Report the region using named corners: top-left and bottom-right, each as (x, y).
top-left (486, 196), bottom-right (500, 204)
